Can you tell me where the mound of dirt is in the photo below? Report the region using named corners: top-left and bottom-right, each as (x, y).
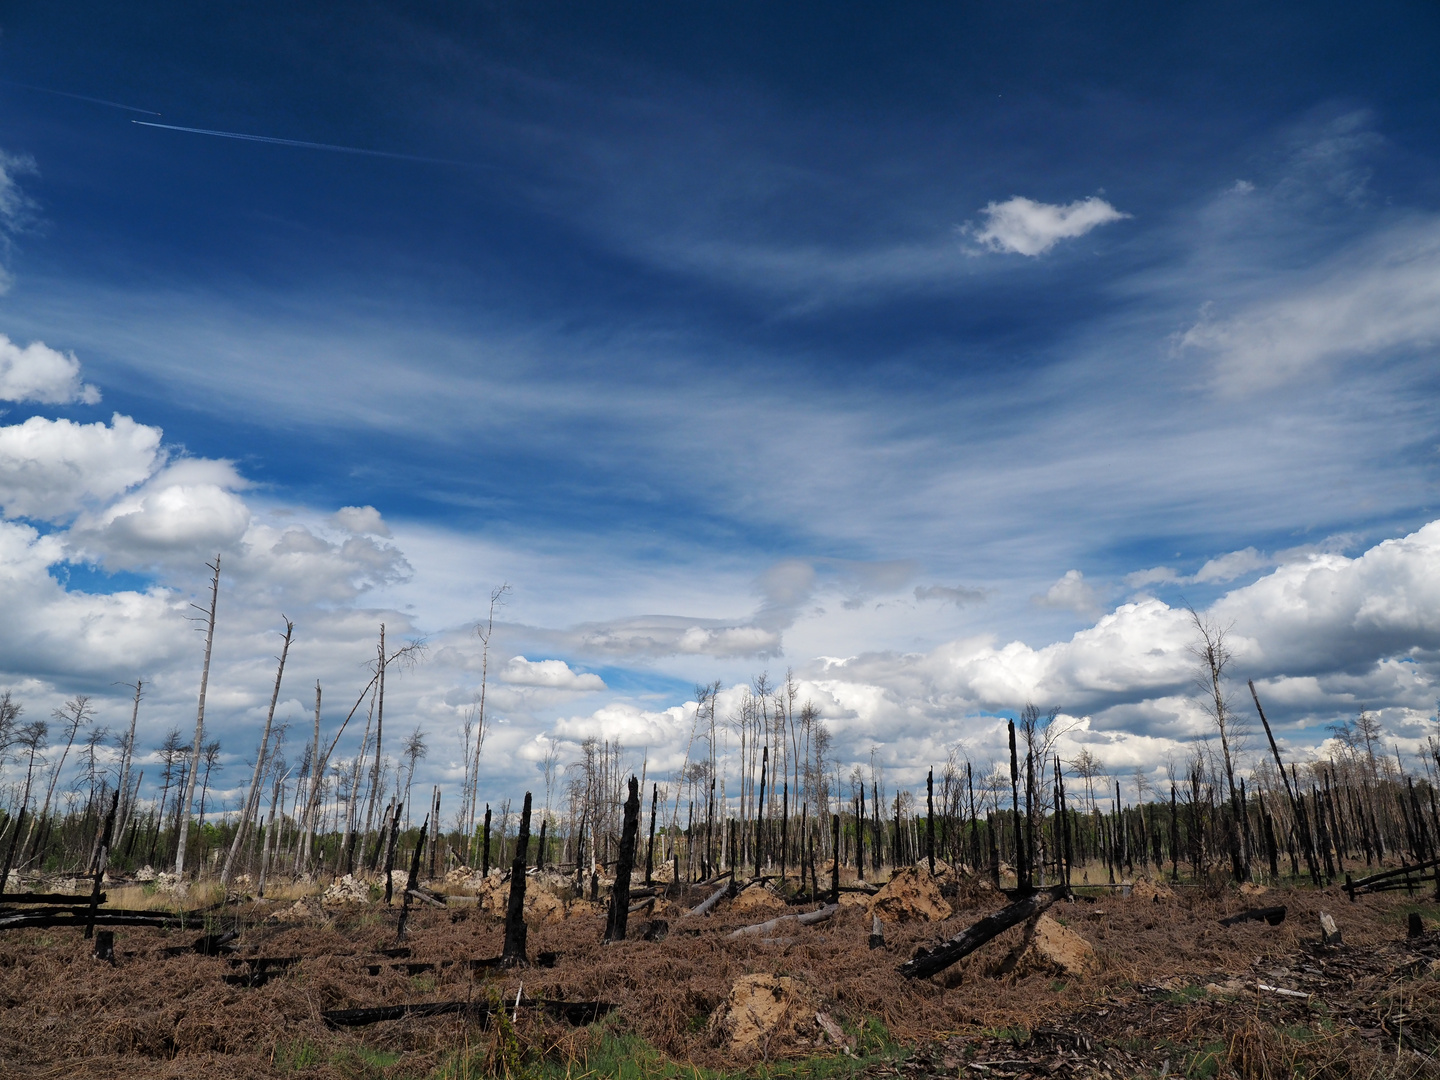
top-left (528, 889), bottom-right (566, 924)
top-left (271, 897), bottom-right (324, 923)
top-left (870, 866), bottom-right (952, 923)
top-left (322, 874), bottom-right (372, 906)
top-left (729, 884), bottom-right (786, 916)
top-left (708, 973), bottom-right (819, 1052)
top-left (1131, 878), bottom-right (1176, 901)
top-left (1011, 914), bottom-right (1097, 977)
top-left (153, 872), bottom-right (188, 897)
top-left (565, 898), bottom-right (605, 919)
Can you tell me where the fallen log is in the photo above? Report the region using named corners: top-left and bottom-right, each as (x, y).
top-left (0, 892), bottom-right (107, 906)
top-left (897, 884), bottom-right (1069, 980)
top-left (322, 998), bottom-right (613, 1029)
top-left (1218, 906), bottom-right (1286, 928)
top-left (0, 906), bottom-right (204, 931)
top-left (407, 889), bottom-right (447, 910)
top-left (683, 880), bottom-right (732, 918)
top-left (162, 930), bottom-right (239, 957)
top-left (223, 956), bottom-right (299, 987)
top-left (727, 902), bottom-right (838, 939)
top-left (1357, 873), bottom-right (1439, 893)
top-left (1343, 856), bottom-right (1440, 899)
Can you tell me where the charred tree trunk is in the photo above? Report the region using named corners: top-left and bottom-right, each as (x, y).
top-left (606, 777), bottom-right (641, 942)
top-left (481, 805), bottom-right (492, 877)
top-left (397, 815), bottom-right (427, 940)
top-left (501, 794), bottom-right (532, 966)
top-left (84, 791), bottom-right (119, 940)
top-left (644, 783), bottom-right (658, 887)
top-left (927, 767), bottom-right (936, 875)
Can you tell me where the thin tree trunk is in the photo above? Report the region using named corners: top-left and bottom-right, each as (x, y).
top-left (221, 618), bottom-right (293, 888)
top-left (114, 682), bottom-right (143, 847)
top-left (360, 627), bottom-right (387, 869)
top-left (295, 681), bottom-right (323, 877)
top-left (175, 556), bottom-right (221, 877)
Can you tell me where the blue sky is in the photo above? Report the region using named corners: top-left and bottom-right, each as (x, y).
top-left (2, 2), bottom-right (1440, 812)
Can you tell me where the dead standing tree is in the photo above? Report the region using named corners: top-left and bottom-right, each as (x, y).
top-left (605, 776), bottom-right (641, 942)
top-left (463, 584), bottom-right (508, 863)
top-left (501, 792), bottom-right (533, 967)
top-left (24, 696), bottom-right (93, 863)
top-left (1189, 608), bottom-right (1249, 882)
top-left (221, 618), bottom-right (294, 889)
top-left (175, 555), bottom-right (221, 877)
top-left (112, 682), bottom-right (143, 847)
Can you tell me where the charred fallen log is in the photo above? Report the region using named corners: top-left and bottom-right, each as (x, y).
top-left (321, 998), bottom-right (613, 1029)
top-left (898, 885), bottom-right (1069, 980)
top-left (1218, 906), bottom-right (1287, 927)
top-left (1342, 856), bottom-right (1440, 899)
top-left (0, 906), bottom-right (203, 931)
top-left (222, 956), bottom-right (299, 987)
top-left (0, 892), bottom-right (108, 906)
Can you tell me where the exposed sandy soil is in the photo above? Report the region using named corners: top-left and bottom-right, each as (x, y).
top-left (1, 877), bottom-right (1437, 1079)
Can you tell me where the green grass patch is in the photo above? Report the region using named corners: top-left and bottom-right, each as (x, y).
top-left (1154, 983), bottom-right (1208, 1004)
top-left (1182, 1040), bottom-right (1228, 1079)
top-left (1382, 900), bottom-right (1440, 926)
top-left (274, 1038), bottom-right (403, 1077)
top-left (430, 1018), bottom-right (905, 1080)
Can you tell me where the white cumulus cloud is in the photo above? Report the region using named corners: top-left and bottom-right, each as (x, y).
top-left (500, 656), bottom-right (605, 691)
top-left (330, 504), bottom-right (391, 537)
top-left (969, 196), bottom-right (1129, 256)
top-left (1032, 569), bottom-right (1101, 615)
top-left (72, 459), bottom-right (252, 565)
top-left (0, 414), bottom-right (161, 521)
top-left (0, 335), bottom-right (100, 404)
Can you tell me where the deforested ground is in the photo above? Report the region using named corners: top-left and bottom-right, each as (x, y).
top-left (2, 867), bottom-right (1439, 1080)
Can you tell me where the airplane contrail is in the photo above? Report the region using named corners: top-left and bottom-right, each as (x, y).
top-left (131, 120), bottom-right (461, 165)
top-left (1, 79), bottom-right (162, 115)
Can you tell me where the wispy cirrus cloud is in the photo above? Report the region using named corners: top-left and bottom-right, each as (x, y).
top-left (1177, 217), bottom-right (1440, 391)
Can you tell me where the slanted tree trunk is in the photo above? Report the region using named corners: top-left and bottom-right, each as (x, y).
top-left (898, 884), bottom-right (1069, 979)
top-left (359, 627), bottom-right (387, 870)
top-left (397, 815), bottom-right (428, 939)
top-left (113, 682), bottom-right (143, 848)
top-left (221, 618), bottom-right (293, 888)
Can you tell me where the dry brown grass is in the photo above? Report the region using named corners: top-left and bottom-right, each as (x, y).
top-left (0, 877), bottom-right (1438, 1078)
